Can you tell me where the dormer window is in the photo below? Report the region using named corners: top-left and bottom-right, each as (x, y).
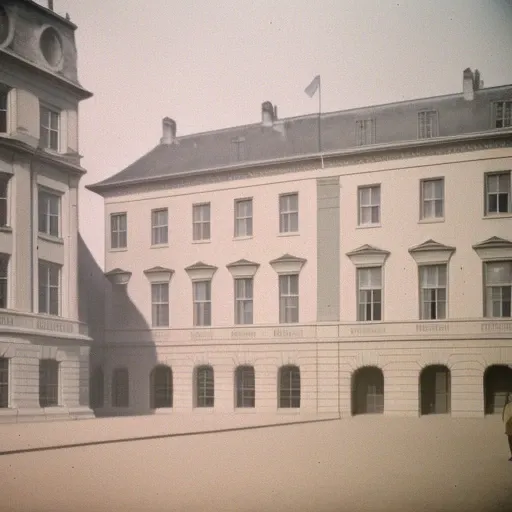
top-left (418, 110), bottom-right (438, 139)
top-left (493, 101), bottom-right (512, 129)
top-left (231, 136), bottom-right (246, 161)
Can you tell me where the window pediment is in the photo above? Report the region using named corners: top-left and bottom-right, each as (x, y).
top-left (226, 259), bottom-right (260, 278)
top-left (473, 236), bottom-right (512, 261)
top-left (185, 261), bottom-right (217, 281)
top-left (105, 268), bottom-right (132, 286)
top-left (269, 253), bottom-right (306, 275)
top-left (346, 244), bottom-right (389, 267)
top-left (144, 266), bottom-right (174, 283)
top-left (408, 239), bottom-right (455, 265)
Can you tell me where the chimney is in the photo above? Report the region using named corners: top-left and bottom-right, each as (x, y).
top-left (473, 69), bottom-right (484, 90)
top-left (273, 105), bottom-right (278, 120)
top-left (160, 117), bottom-right (176, 144)
top-left (48, 0), bottom-right (54, 10)
top-left (463, 68), bottom-right (475, 101)
top-left (261, 101), bottom-right (275, 127)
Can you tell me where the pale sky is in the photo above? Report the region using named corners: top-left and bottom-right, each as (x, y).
top-left (38, 0), bottom-right (512, 267)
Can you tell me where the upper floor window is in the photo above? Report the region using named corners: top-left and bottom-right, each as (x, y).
top-left (39, 359), bottom-right (59, 407)
top-left (358, 267), bottom-right (382, 321)
top-left (38, 189), bottom-right (60, 237)
top-left (0, 86), bottom-right (7, 133)
top-left (234, 198), bottom-right (253, 238)
top-left (356, 119), bottom-right (375, 146)
top-left (493, 101), bottom-right (512, 129)
top-left (192, 203), bottom-right (211, 241)
top-left (193, 280), bottom-right (211, 326)
top-left (231, 136), bottom-right (246, 161)
top-left (279, 193), bottom-right (298, 233)
top-left (419, 264), bottom-right (447, 320)
top-left (421, 178), bottom-right (444, 220)
top-left (279, 274), bottom-right (299, 324)
top-left (235, 277), bottom-right (253, 325)
top-left (485, 261), bottom-right (511, 318)
top-left (38, 260), bottom-right (60, 315)
top-left (0, 357), bottom-right (8, 408)
top-left (0, 175), bottom-right (9, 227)
top-left (151, 282), bottom-right (169, 327)
top-left (0, 254), bottom-right (8, 309)
top-left (110, 213), bottom-right (127, 249)
top-left (418, 110), bottom-right (438, 139)
top-left (39, 105), bottom-right (60, 151)
top-left (151, 208), bottom-right (168, 246)
top-left (485, 171), bottom-right (511, 215)
top-left (358, 185), bottom-right (380, 226)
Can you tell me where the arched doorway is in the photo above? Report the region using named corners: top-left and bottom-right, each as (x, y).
top-left (484, 365), bottom-right (512, 414)
top-left (352, 366), bottom-right (384, 415)
top-left (419, 365), bottom-right (450, 415)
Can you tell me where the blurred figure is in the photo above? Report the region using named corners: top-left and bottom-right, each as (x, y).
top-left (503, 393), bottom-right (512, 461)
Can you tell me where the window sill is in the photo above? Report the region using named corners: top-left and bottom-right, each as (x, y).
top-left (0, 225), bottom-right (12, 234)
top-left (418, 217), bottom-right (445, 224)
top-left (233, 235), bottom-right (253, 241)
top-left (38, 233), bottom-right (64, 245)
top-left (482, 213), bottom-right (512, 220)
top-left (151, 325), bottom-right (170, 329)
top-left (356, 223), bottom-right (381, 230)
top-left (235, 407), bottom-right (257, 413)
top-left (277, 408), bottom-right (301, 414)
top-left (37, 311), bottom-right (62, 318)
top-left (150, 244), bottom-right (169, 249)
top-left (277, 232), bottom-right (300, 237)
top-left (192, 239), bottom-right (211, 244)
top-left (109, 247), bottom-right (128, 252)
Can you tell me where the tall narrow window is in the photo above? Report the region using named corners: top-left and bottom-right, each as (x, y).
top-left (421, 178), bottom-right (444, 220)
top-left (150, 365), bottom-right (173, 409)
top-left (151, 208), bottom-right (168, 245)
top-left (38, 189), bottom-right (60, 237)
top-left (110, 213), bottom-right (127, 249)
top-left (38, 260), bottom-right (60, 315)
top-left (196, 365), bottom-right (214, 407)
top-left (0, 175), bottom-right (9, 227)
top-left (39, 359), bottom-right (59, 407)
top-left (89, 366), bottom-right (104, 409)
top-left (279, 365), bottom-right (300, 408)
top-left (279, 193), bottom-right (298, 233)
top-left (357, 267), bottom-right (382, 321)
top-left (234, 198), bottom-right (253, 237)
top-left (235, 278), bottom-right (253, 325)
top-left (485, 261), bottom-right (512, 318)
top-left (494, 101), bottom-right (512, 129)
top-left (485, 172), bottom-right (511, 215)
top-left (0, 254), bottom-right (8, 309)
top-left (0, 357), bottom-right (8, 408)
top-left (356, 119), bottom-right (375, 146)
top-left (0, 87), bottom-right (8, 133)
top-left (112, 368), bottom-right (129, 408)
top-left (151, 283), bottom-right (169, 327)
top-left (235, 366), bottom-right (255, 408)
top-left (419, 265), bottom-right (447, 320)
top-left (193, 281), bottom-right (211, 326)
top-left (231, 136), bottom-right (246, 161)
top-left (39, 105), bottom-right (60, 151)
top-left (192, 203), bottom-right (211, 241)
top-left (279, 274), bottom-right (299, 323)
top-left (358, 185), bottom-right (380, 225)
top-left (418, 110), bottom-right (438, 139)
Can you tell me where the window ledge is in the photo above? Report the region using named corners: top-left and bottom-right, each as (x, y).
top-left (150, 244), bottom-right (169, 249)
top-left (151, 325), bottom-right (170, 329)
top-left (192, 239), bottom-right (211, 244)
top-left (483, 213), bottom-right (512, 220)
top-left (277, 408), bottom-right (301, 414)
top-left (233, 235), bottom-right (253, 241)
top-left (277, 232), bottom-right (300, 237)
top-left (109, 247), bottom-right (128, 253)
top-left (356, 223), bottom-right (381, 230)
top-left (38, 233), bottom-right (64, 245)
top-left (0, 226), bottom-right (12, 234)
top-left (235, 407), bottom-right (257, 413)
top-left (418, 217), bottom-right (445, 224)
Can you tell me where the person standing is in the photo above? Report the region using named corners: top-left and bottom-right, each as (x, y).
top-left (503, 393), bottom-right (512, 461)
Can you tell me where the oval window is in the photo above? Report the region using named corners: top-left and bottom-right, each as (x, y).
top-left (40, 27), bottom-right (63, 67)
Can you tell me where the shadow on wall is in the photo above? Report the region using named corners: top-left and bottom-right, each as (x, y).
top-left (77, 234), bottom-right (158, 417)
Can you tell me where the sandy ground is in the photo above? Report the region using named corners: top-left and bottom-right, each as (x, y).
top-left (1, 415), bottom-right (511, 512)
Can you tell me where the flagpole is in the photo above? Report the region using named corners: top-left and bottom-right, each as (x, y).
top-left (318, 75), bottom-right (324, 168)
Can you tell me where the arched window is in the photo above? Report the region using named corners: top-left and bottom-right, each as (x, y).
top-left (0, 357), bottom-right (8, 408)
top-left (150, 365), bottom-right (173, 408)
top-left (90, 366), bottom-right (104, 409)
top-left (235, 366), bottom-right (255, 408)
top-left (484, 365), bottom-right (512, 414)
top-left (278, 365), bottom-right (300, 408)
top-left (352, 366), bottom-right (384, 415)
top-left (112, 367), bottom-right (129, 408)
top-left (195, 365), bottom-right (214, 407)
top-left (39, 359), bottom-right (59, 407)
top-left (419, 365), bottom-right (451, 415)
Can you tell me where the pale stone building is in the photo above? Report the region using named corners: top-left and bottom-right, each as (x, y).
top-left (88, 68), bottom-right (512, 419)
top-left (0, 0), bottom-right (93, 422)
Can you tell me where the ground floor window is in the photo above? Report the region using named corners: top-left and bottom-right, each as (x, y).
top-left (278, 365), bottom-right (300, 408)
top-left (352, 366), bottom-right (384, 415)
top-left (484, 364), bottom-right (512, 414)
top-left (39, 359), bottom-right (59, 407)
top-left (151, 365), bottom-right (173, 408)
top-left (195, 365), bottom-right (214, 407)
top-left (235, 365), bottom-right (255, 408)
top-left (90, 366), bottom-right (104, 409)
top-left (0, 357), bottom-right (8, 408)
top-left (420, 365), bottom-right (451, 415)
top-left (112, 368), bottom-right (129, 408)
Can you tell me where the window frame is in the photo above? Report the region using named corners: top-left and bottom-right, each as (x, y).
top-left (39, 359), bottom-right (59, 407)
top-left (0, 85), bottom-right (8, 134)
top-left (357, 266), bottom-right (383, 322)
top-left (192, 203), bottom-right (211, 242)
top-left (193, 280), bottom-right (212, 327)
top-left (38, 260), bottom-right (60, 316)
top-left (0, 253), bottom-right (8, 309)
top-left (358, 184), bottom-right (381, 226)
top-left (110, 212), bottom-right (127, 249)
top-left (279, 274), bottom-right (299, 324)
top-left (492, 100), bottom-right (512, 129)
top-left (355, 118), bottom-right (376, 146)
top-left (279, 193), bottom-right (299, 234)
top-left (417, 110), bottom-right (439, 139)
top-left (234, 277), bottom-right (253, 325)
top-left (38, 188), bottom-right (61, 238)
top-left (39, 104), bottom-right (60, 151)
top-left (0, 357), bottom-right (8, 408)
top-left (195, 365), bottom-right (214, 408)
top-left (235, 365), bottom-right (255, 408)
top-left (231, 136), bottom-right (246, 161)
top-left (151, 208), bottom-right (168, 246)
top-left (420, 177), bottom-right (445, 221)
top-left (484, 260), bottom-right (512, 318)
top-left (278, 365), bottom-right (301, 409)
top-left (89, 366), bottom-right (104, 409)
top-left (151, 282), bottom-right (169, 327)
top-left (418, 264), bottom-right (448, 320)
top-left (484, 171), bottom-right (511, 216)
top-left (0, 174), bottom-right (10, 228)
top-left (150, 365), bottom-right (173, 409)
top-left (234, 198), bottom-right (253, 238)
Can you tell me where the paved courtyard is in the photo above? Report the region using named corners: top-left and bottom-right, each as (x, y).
top-left (1, 415), bottom-right (511, 512)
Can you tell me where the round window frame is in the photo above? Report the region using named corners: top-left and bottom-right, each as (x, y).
top-left (0, 5), bottom-right (15, 50)
top-left (38, 25), bottom-right (64, 71)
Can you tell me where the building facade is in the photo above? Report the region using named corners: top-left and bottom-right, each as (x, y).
top-left (88, 68), bottom-right (512, 419)
top-left (0, 0), bottom-right (93, 422)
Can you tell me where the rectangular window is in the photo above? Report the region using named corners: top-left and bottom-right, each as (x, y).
top-left (494, 101), bottom-right (512, 129)
top-left (279, 274), bottom-right (299, 323)
top-left (485, 172), bottom-right (511, 215)
top-left (358, 185), bottom-right (380, 225)
top-left (234, 198), bottom-right (253, 238)
top-left (235, 278), bottom-right (253, 325)
top-left (0, 175), bottom-right (8, 227)
top-left (356, 119), bottom-right (375, 146)
top-left (0, 88), bottom-right (7, 133)
top-left (231, 136), bottom-right (246, 161)
top-left (192, 203), bottom-right (211, 241)
top-left (151, 283), bottom-right (169, 327)
top-left (0, 254), bottom-right (8, 309)
top-left (0, 358), bottom-right (8, 408)
top-left (39, 106), bottom-right (60, 151)
top-left (193, 281), bottom-right (211, 326)
top-left (485, 261), bottom-right (512, 318)
top-left (110, 213), bottom-right (127, 249)
top-left (151, 209), bottom-right (168, 245)
top-left (39, 359), bottom-right (59, 407)
top-left (38, 189), bottom-right (60, 237)
top-left (38, 260), bottom-right (60, 315)
top-left (236, 366), bottom-right (255, 408)
top-left (279, 193), bottom-right (298, 233)
top-left (418, 110), bottom-right (438, 139)
top-left (419, 265), bottom-right (447, 320)
top-left (421, 178), bottom-right (444, 220)
top-left (358, 267), bottom-right (382, 321)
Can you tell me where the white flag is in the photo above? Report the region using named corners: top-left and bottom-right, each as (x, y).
top-left (304, 75), bottom-right (320, 98)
